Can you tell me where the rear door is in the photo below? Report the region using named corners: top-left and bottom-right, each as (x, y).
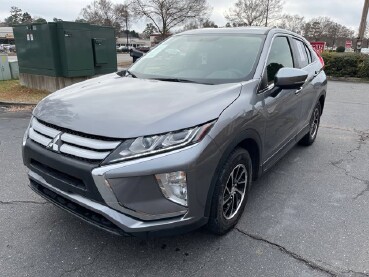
top-left (260, 36), bottom-right (303, 167)
top-left (290, 38), bottom-right (319, 130)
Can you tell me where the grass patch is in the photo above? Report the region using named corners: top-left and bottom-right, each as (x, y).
top-left (0, 80), bottom-right (49, 104)
top-left (5, 105), bottom-right (34, 112)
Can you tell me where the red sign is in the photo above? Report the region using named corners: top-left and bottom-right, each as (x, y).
top-left (310, 42), bottom-right (326, 54)
top-left (345, 40), bottom-right (352, 49)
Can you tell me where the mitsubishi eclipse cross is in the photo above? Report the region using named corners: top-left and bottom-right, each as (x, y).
top-left (22, 27), bottom-right (327, 237)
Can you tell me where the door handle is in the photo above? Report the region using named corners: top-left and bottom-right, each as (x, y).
top-left (295, 87), bottom-right (303, 95)
top-left (313, 71), bottom-right (319, 77)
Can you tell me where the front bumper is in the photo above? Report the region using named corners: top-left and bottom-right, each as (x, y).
top-left (23, 135), bottom-right (221, 237)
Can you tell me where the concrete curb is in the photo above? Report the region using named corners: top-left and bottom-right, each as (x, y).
top-left (327, 76), bottom-right (369, 83)
top-left (0, 101), bottom-right (36, 107)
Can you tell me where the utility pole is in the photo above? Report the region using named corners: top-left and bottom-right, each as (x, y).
top-left (357, 0), bottom-right (369, 52)
top-left (265, 0), bottom-right (270, 27)
top-left (126, 15), bottom-right (129, 50)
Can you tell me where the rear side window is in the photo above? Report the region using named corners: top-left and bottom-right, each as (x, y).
top-left (304, 44), bottom-right (313, 63)
top-left (294, 39), bottom-right (311, 68)
top-left (266, 37), bottom-right (294, 84)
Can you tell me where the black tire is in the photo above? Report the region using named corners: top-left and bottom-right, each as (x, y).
top-left (207, 148), bottom-right (252, 235)
top-left (299, 102), bottom-right (321, 146)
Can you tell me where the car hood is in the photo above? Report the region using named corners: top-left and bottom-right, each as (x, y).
top-left (33, 74), bottom-right (242, 138)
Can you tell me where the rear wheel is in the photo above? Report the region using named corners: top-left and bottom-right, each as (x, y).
top-left (299, 102), bottom-right (321, 146)
top-left (207, 148), bottom-right (252, 235)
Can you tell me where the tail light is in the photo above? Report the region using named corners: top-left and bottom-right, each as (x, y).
top-left (314, 49), bottom-right (325, 68)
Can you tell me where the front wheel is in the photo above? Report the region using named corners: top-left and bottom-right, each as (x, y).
top-left (207, 148), bottom-right (252, 235)
top-left (299, 102), bottom-right (321, 146)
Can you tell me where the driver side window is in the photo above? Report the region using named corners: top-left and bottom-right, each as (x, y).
top-left (266, 37), bottom-right (294, 85)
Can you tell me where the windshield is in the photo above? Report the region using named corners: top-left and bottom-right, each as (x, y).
top-left (129, 34), bottom-right (265, 85)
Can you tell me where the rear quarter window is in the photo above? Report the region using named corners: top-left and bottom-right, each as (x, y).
top-left (304, 44), bottom-right (312, 63)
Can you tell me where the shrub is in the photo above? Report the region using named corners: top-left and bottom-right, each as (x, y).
top-left (358, 55), bottom-right (369, 78)
top-left (321, 52), bottom-right (369, 78)
top-left (336, 46), bottom-right (345, 53)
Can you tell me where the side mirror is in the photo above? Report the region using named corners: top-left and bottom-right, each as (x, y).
top-left (116, 70), bottom-right (127, 77)
top-left (275, 68), bottom-right (308, 89)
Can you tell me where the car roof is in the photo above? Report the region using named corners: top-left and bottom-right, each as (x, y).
top-left (178, 27), bottom-right (304, 39)
top-left (180, 27), bottom-right (273, 35)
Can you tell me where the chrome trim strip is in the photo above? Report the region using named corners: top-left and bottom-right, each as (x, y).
top-left (30, 117), bottom-right (122, 161)
top-left (95, 144), bottom-right (197, 175)
top-left (61, 133), bottom-right (120, 150)
top-left (258, 83), bottom-right (275, 94)
top-left (29, 128), bottom-right (52, 147)
top-left (28, 170), bottom-right (191, 231)
top-left (32, 118), bottom-right (60, 138)
top-left (60, 144), bottom-right (110, 160)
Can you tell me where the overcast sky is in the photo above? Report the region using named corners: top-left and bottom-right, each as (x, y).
top-left (0, 0), bottom-right (366, 31)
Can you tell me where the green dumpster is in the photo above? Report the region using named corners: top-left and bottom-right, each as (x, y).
top-left (13, 21), bottom-right (117, 78)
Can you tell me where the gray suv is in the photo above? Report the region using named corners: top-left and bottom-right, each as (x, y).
top-left (22, 27), bottom-right (327, 237)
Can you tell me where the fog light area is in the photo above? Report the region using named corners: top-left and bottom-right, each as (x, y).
top-left (155, 171), bottom-right (188, 207)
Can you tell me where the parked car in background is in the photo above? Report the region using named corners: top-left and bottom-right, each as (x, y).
top-left (137, 46), bottom-right (150, 53)
top-left (23, 27), bottom-right (327, 237)
top-left (361, 48), bottom-right (369, 55)
top-left (6, 44), bottom-right (16, 52)
top-left (117, 45), bottom-right (130, 53)
top-left (0, 44), bottom-right (14, 52)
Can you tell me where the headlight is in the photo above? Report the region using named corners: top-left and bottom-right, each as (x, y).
top-left (104, 121), bottom-right (215, 164)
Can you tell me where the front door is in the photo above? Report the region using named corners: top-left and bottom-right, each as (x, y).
top-left (261, 36), bottom-right (302, 167)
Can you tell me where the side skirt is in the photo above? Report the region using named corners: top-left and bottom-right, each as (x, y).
top-left (262, 124), bottom-right (309, 174)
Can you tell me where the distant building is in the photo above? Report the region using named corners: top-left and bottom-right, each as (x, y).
top-left (116, 37), bottom-right (150, 49)
top-left (0, 27), bottom-right (15, 44)
top-left (150, 34), bottom-right (162, 46)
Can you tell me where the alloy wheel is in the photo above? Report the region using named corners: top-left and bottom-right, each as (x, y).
top-left (310, 107), bottom-right (320, 138)
top-left (222, 164), bottom-right (248, 220)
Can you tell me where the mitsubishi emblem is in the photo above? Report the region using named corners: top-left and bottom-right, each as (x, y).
top-left (47, 133), bottom-right (62, 152)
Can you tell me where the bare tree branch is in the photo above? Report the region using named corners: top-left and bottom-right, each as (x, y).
top-left (131, 0), bottom-right (211, 38)
top-left (225, 0), bottom-right (283, 27)
top-left (304, 17), bottom-right (355, 47)
top-left (79, 0), bottom-right (135, 35)
top-left (277, 14), bottom-right (305, 34)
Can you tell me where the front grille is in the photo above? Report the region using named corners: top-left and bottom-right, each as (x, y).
top-left (30, 180), bottom-right (129, 236)
top-left (28, 117), bottom-right (121, 162)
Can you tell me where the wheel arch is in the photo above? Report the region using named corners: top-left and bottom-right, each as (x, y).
top-left (318, 91), bottom-right (326, 115)
top-left (204, 129), bottom-right (263, 218)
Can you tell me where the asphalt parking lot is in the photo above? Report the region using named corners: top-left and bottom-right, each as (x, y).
top-left (0, 81), bottom-right (368, 277)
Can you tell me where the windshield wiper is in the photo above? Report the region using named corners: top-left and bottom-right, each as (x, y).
top-left (126, 70), bottom-right (137, 78)
top-left (116, 70), bottom-right (137, 78)
top-left (151, 78), bottom-right (213, 85)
